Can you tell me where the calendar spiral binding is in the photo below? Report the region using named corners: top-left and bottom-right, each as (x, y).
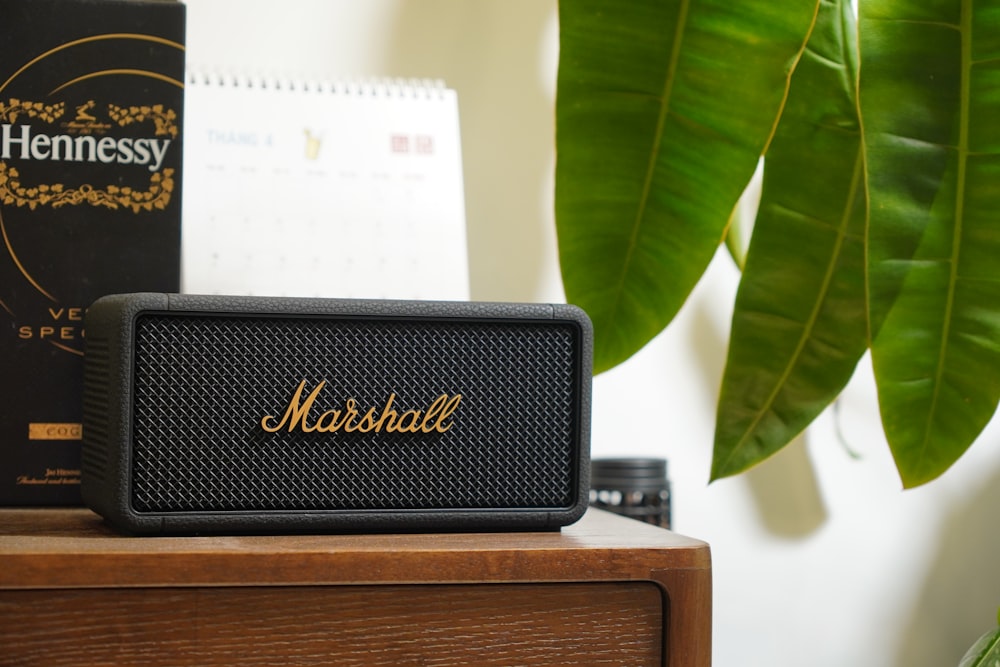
top-left (184, 66), bottom-right (449, 99)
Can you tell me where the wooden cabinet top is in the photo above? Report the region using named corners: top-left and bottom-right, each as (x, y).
top-left (0, 507), bottom-right (710, 590)
top-left (0, 507), bottom-right (712, 666)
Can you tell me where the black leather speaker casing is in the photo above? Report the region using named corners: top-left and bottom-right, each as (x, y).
top-left (81, 293), bottom-right (592, 535)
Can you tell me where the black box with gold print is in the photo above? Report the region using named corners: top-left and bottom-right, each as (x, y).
top-left (0, 0), bottom-right (185, 504)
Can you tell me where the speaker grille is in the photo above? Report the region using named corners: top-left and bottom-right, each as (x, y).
top-left (130, 313), bottom-right (581, 514)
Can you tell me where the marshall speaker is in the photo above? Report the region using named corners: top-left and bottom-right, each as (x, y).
top-left (81, 293), bottom-right (592, 535)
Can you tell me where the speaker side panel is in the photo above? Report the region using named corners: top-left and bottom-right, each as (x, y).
top-left (82, 293), bottom-right (169, 533)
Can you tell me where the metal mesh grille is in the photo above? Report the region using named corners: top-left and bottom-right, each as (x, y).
top-left (131, 313), bottom-right (581, 513)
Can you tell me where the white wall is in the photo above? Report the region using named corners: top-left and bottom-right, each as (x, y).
top-left (183, 2), bottom-right (1000, 664)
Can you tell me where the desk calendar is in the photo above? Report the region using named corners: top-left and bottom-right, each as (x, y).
top-left (181, 71), bottom-right (469, 300)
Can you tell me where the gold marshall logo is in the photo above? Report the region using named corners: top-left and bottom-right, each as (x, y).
top-left (261, 380), bottom-right (462, 435)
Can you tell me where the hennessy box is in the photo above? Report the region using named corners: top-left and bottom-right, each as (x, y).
top-left (0, 0), bottom-right (185, 505)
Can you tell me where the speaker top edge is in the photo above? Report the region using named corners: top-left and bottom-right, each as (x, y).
top-left (89, 292), bottom-right (591, 328)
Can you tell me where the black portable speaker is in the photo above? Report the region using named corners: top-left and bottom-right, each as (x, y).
top-left (81, 293), bottom-right (592, 535)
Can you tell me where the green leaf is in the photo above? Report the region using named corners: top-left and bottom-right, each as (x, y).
top-left (861, 0), bottom-right (1000, 487)
top-left (959, 618), bottom-right (1000, 667)
top-left (711, 0), bottom-right (867, 480)
top-left (555, 0), bottom-right (820, 373)
top-left (722, 169), bottom-right (760, 271)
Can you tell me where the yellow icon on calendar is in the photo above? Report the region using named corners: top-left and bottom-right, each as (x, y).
top-left (304, 128), bottom-right (321, 160)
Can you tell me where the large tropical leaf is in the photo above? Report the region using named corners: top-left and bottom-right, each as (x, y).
top-left (959, 609), bottom-right (1000, 667)
top-left (555, 0), bottom-right (820, 373)
top-left (712, 0), bottom-right (867, 480)
top-left (860, 0), bottom-right (1000, 487)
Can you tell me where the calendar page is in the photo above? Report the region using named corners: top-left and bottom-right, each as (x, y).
top-left (181, 71), bottom-right (469, 300)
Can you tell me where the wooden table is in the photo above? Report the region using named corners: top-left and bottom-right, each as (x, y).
top-left (0, 507), bottom-right (711, 666)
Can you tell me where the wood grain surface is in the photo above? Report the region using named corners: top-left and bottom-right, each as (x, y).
top-left (2, 583), bottom-right (662, 666)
